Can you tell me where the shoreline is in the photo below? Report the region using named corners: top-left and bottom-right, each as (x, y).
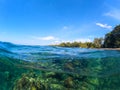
top-left (54, 46), bottom-right (120, 50)
top-left (91, 48), bottom-right (120, 50)
top-left (55, 46), bottom-right (120, 50)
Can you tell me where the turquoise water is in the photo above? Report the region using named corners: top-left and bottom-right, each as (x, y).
top-left (0, 42), bottom-right (120, 90)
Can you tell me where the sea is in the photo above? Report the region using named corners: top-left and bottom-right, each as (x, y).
top-left (0, 42), bottom-right (120, 90)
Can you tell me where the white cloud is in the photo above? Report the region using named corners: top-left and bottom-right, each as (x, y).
top-left (96, 23), bottom-right (112, 29)
top-left (30, 36), bottom-right (93, 45)
top-left (105, 8), bottom-right (120, 20)
top-left (75, 38), bottom-right (92, 42)
top-left (33, 36), bottom-right (58, 41)
top-left (62, 26), bottom-right (72, 30)
top-left (51, 40), bottom-right (61, 45)
top-left (54, 38), bottom-right (92, 43)
top-left (63, 26), bottom-right (69, 30)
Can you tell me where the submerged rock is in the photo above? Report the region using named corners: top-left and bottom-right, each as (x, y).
top-left (13, 72), bottom-right (48, 90)
top-left (64, 62), bottom-right (74, 72)
top-left (13, 71), bottom-right (82, 90)
top-left (64, 77), bottom-right (74, 88)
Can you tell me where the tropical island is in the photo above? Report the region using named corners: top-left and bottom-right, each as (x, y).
top-left (55, 25), bottom-right (120, 49)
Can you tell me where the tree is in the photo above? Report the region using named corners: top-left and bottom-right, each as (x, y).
top-left (93, 38), bottom-right (104, 48)
top-left (103, 25), bottom-right (120, 48)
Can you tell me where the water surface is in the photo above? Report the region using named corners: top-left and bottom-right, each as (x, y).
top-left (0, 42), bottom-right (120, 90)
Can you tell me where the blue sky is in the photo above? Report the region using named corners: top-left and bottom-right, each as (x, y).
top-left (0, 0), bottom-right (120, 45)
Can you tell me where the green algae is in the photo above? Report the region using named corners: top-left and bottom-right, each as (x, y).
top-left (0, 52), bottom-right (120, 90)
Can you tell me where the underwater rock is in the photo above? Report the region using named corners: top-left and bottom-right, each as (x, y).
top-left (13, 71), bottom-right (80, 90)
top-left (73, 60), bottom-right (81, 66)
top-left (44, 72), bottom-right (56, 77)
top-left (44, 71), bottom-right (67, 81)
top-left (50, 84), bottom-right (65, 90)
top-left (88, 78), bottom-right (99, 86)
top-left (13, 72), bottom-right (48, 90)
top-left (64, 77), bottom-right (74, 88)
top-left (11, 69), bottom-right (104, 90)
top-left (64, 62), bottom-right (74, 72)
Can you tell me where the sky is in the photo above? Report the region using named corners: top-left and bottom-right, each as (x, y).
top-left (0, 0), bottom-right (120, 45)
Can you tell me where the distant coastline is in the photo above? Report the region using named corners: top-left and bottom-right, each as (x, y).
top-left (53, 25), bottom-right (120, 49)
top-left (95, 48), bottom-right (120, 50)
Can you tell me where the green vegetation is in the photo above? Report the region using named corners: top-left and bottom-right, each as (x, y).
top-left (13, 57), bottom-right (120, 90)
top-left (57, 25), bottom-right (120, 48)
top-left (57, 38), bottom-right (103, 48)
top-left (103, 25), bottom-right (120, 48)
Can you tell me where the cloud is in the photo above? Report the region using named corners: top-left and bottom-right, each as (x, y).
top-left (31, 36), bottom-right (93, 45)
top-left (75, 38), bottom-right (92, 42)
top-left (96, 23), bottom-right (112, 29)
top-left (56, 38), bottom-right (92, 43)
top-left (33, 36), bottom-right (58, 41)
top-left (63, 26), bottom-right (69, 30)
top-left (104, 8), bottom-right (120, 20)
top-left (62, 26), bottom-right (72, 30)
